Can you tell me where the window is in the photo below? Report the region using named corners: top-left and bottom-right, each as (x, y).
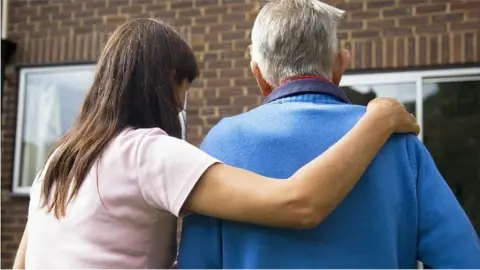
top-left (13, 65), bottom-right (188, 194)
top-left (340, 67), bottom-right (480, 234)
top-left (14, 65), bottom-right (95, 194)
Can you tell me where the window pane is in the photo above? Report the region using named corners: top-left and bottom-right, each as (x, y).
top-left (342, 83), bottom-right (416, 115)
top-left (423, 80), bottom-right (480, 234)
top-left (18, 68), bottom-right (94, 187)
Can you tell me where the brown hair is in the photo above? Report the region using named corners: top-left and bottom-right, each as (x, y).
top-left (41, 18), bottom-right (199, 218)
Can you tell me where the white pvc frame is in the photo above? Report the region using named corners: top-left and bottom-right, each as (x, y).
top-left (13, 64), bottom-right (190, 195)
top-left (13, 64), bottom-right (95, 195)
top-left (340, 67), bottom-right (480, 142)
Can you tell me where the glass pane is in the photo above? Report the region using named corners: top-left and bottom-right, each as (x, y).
top-left (423, 80), bottom-right (480, 234)
top-left (341, 83), bottom-right (416, 115)
top-left (18, 67), bottom-right (94, 187)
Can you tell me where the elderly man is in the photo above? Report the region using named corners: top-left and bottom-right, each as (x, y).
top-left (178, 0), bottom-right (480, 268)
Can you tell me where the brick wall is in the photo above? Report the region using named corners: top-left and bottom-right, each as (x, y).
top-left (1, 0), bottom-right (479, 267)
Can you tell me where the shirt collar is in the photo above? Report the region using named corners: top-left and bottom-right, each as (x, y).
top-left (261, 76), bottom-right (351, 105)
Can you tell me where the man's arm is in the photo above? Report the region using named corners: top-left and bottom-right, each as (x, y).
top-left (410, 138), bottom-right (480, 268)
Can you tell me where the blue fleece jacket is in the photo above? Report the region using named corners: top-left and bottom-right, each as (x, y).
top-left (178, 79), bottom-right (480, 269)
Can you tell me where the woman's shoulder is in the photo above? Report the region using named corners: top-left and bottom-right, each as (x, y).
top-left (114, 127), bottom-right (174, 149)
top-left (121, 127), bottom-right (169, 140)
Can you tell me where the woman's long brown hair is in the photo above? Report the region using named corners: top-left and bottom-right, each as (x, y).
top-left (41, 18), bottom-right (199, 218)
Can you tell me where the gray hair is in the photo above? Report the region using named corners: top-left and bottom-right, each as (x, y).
top-left (250, 0), bottom-right (345, 87)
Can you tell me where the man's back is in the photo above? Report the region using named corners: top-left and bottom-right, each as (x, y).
top-left (178, 81), bottom-right (480, 268)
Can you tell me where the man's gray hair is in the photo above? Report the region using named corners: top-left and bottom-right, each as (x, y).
top-left (251, 0), bottom-right (345, 86)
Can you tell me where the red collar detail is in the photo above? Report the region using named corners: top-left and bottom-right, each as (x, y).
top-left (280, 75), bottom-right (331, 86)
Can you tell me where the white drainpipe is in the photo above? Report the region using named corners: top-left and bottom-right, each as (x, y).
top-left (1, 0), bottom-right (8, 39)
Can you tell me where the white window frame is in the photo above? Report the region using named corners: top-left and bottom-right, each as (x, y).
top-left (340, 67), bottom-right (480, 142)
top-left (13, 64), bottom-right (189, 195)
top-left (13, 64), bottom-right (96, 195)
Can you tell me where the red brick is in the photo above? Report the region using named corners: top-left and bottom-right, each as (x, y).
top-left (430, 36), bottom-right (439, 64)
top-left (440, 35), bottom-right (450, 64)
top-left (85, 0), bottom-right (108, 9)
top-left (232, 96), bottom-right (259, 106)
top-left (178, 8), bottom-right (201, 17)
top-left (383, 7), bottom-right (413, 17)
top-left (367, 19), bottom-right (395, 29)
top-left (364, 41), bottom-right (373, 68)
top-left (451, 2), bottom-right (480, 11)
top-left (373, 39), bottom-right (382, 68)
top-left (206, 78), bottom-right (231, 87)
top-left (228, 4), bottom-right (256, 14)
top-left (221, 51), bottom-right (245, 59)
top-left (352, 30), bottom-right (380, 39)
top-left (170, 0), bottom-right (194, 10)
top-left (222, 31), bottom-right (245, 41)
top-left (207, 60), bottom-right (232, 69)
top-left (450, 21), bottom-right (480, 31)
top-left (218, 87), bottom-right (244, 97)
top-left (350, 10), bottom-right (379, 20)
top-left (416, 4), bottom-right (447, 14)
top-left (398, 16), bottom-right (429, 26)
top-left (336, 2), bottom-right (363, 11)
top-left (383, 27), bottom-right (412, 36)
top-left (397, 38), bottom-right (406, 67)
top-left (432, 13), bottom-right (464, 23)
top-left (340, 21), bottom-right (363, 30)
top-left (466, 10), bottom-right (480, 21)
top-left (419, 36), bottom-right (428, 65)
top-left (120, 6), bottom-right (143, 14)
top-left (416, 24), bottom-right (447, 35)
top-left (210, 24), bottom-right (233, 33)
top-left (367, 0), bottom-right (395, 9)
top-left (406, 37), bottom-right (415, 66)
top-left (209, 41), bottom-right (232, 51)
top-left (465, 32), bottom-right (475, 62)
top-left (144, 3), bottom-right (168, 13)
top-left (204, 6), bottom-right (228, 15)
top-left (452, 33), bottom-right (463, 63)
top-left (196, 16), bottom-right (219, 25)
top-left (222, 13), bottom-right (246, 23)
top-left (386, 39), bottom-right (394, 67)
top-left (354, 42), bottom-right (364, 68)
top-left (234, 78), bottom-right (257, 87)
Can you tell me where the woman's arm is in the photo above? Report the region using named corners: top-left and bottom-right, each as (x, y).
top-left (13, 225), bottom-right (27, 269)
top-left (183, 98), bottom-right (419, 228)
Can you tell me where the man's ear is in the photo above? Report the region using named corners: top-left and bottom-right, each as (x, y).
top-left (250, 61), bottom-right (272, 97)
top-left (331, 49), bottom-right (351, 86)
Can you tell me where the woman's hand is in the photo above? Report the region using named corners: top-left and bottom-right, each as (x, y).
top-left (366, 97), bottom-right (420, 135)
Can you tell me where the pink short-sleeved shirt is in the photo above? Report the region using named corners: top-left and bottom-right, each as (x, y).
top-left (25, 128), bottom-right (219, 269)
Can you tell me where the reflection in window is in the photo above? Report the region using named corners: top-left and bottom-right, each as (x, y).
top-left (422, 80), bottom-right (480, 234)
top-left (342, 83), bottom-right (416, 115)
top-left (18, 67), bottom-right (94, 188)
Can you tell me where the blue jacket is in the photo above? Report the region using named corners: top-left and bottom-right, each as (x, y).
top-left (178, 79), bottom-right (480, 269)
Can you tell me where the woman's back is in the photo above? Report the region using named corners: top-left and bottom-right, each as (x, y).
top-left (26, 128), bottom-right (178, 268)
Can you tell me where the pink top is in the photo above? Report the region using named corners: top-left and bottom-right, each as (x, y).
top-left (25, 128), bottom-right (219, 268)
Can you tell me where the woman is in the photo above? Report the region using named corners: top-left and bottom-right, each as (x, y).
top-left (13, 18), bottom-right (418, 269)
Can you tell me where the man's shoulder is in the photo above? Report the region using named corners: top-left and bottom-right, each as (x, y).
top-left (204, 109), bottom-right (264, 138)
top-left (200, 112), bottom-right (249, 151)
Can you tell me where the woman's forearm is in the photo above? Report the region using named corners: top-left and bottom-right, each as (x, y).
top-left (286, 112), bottom-right (393, 227)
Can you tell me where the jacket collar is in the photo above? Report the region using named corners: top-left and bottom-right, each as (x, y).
top-left (262, 77), bottom-right (351, 105)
